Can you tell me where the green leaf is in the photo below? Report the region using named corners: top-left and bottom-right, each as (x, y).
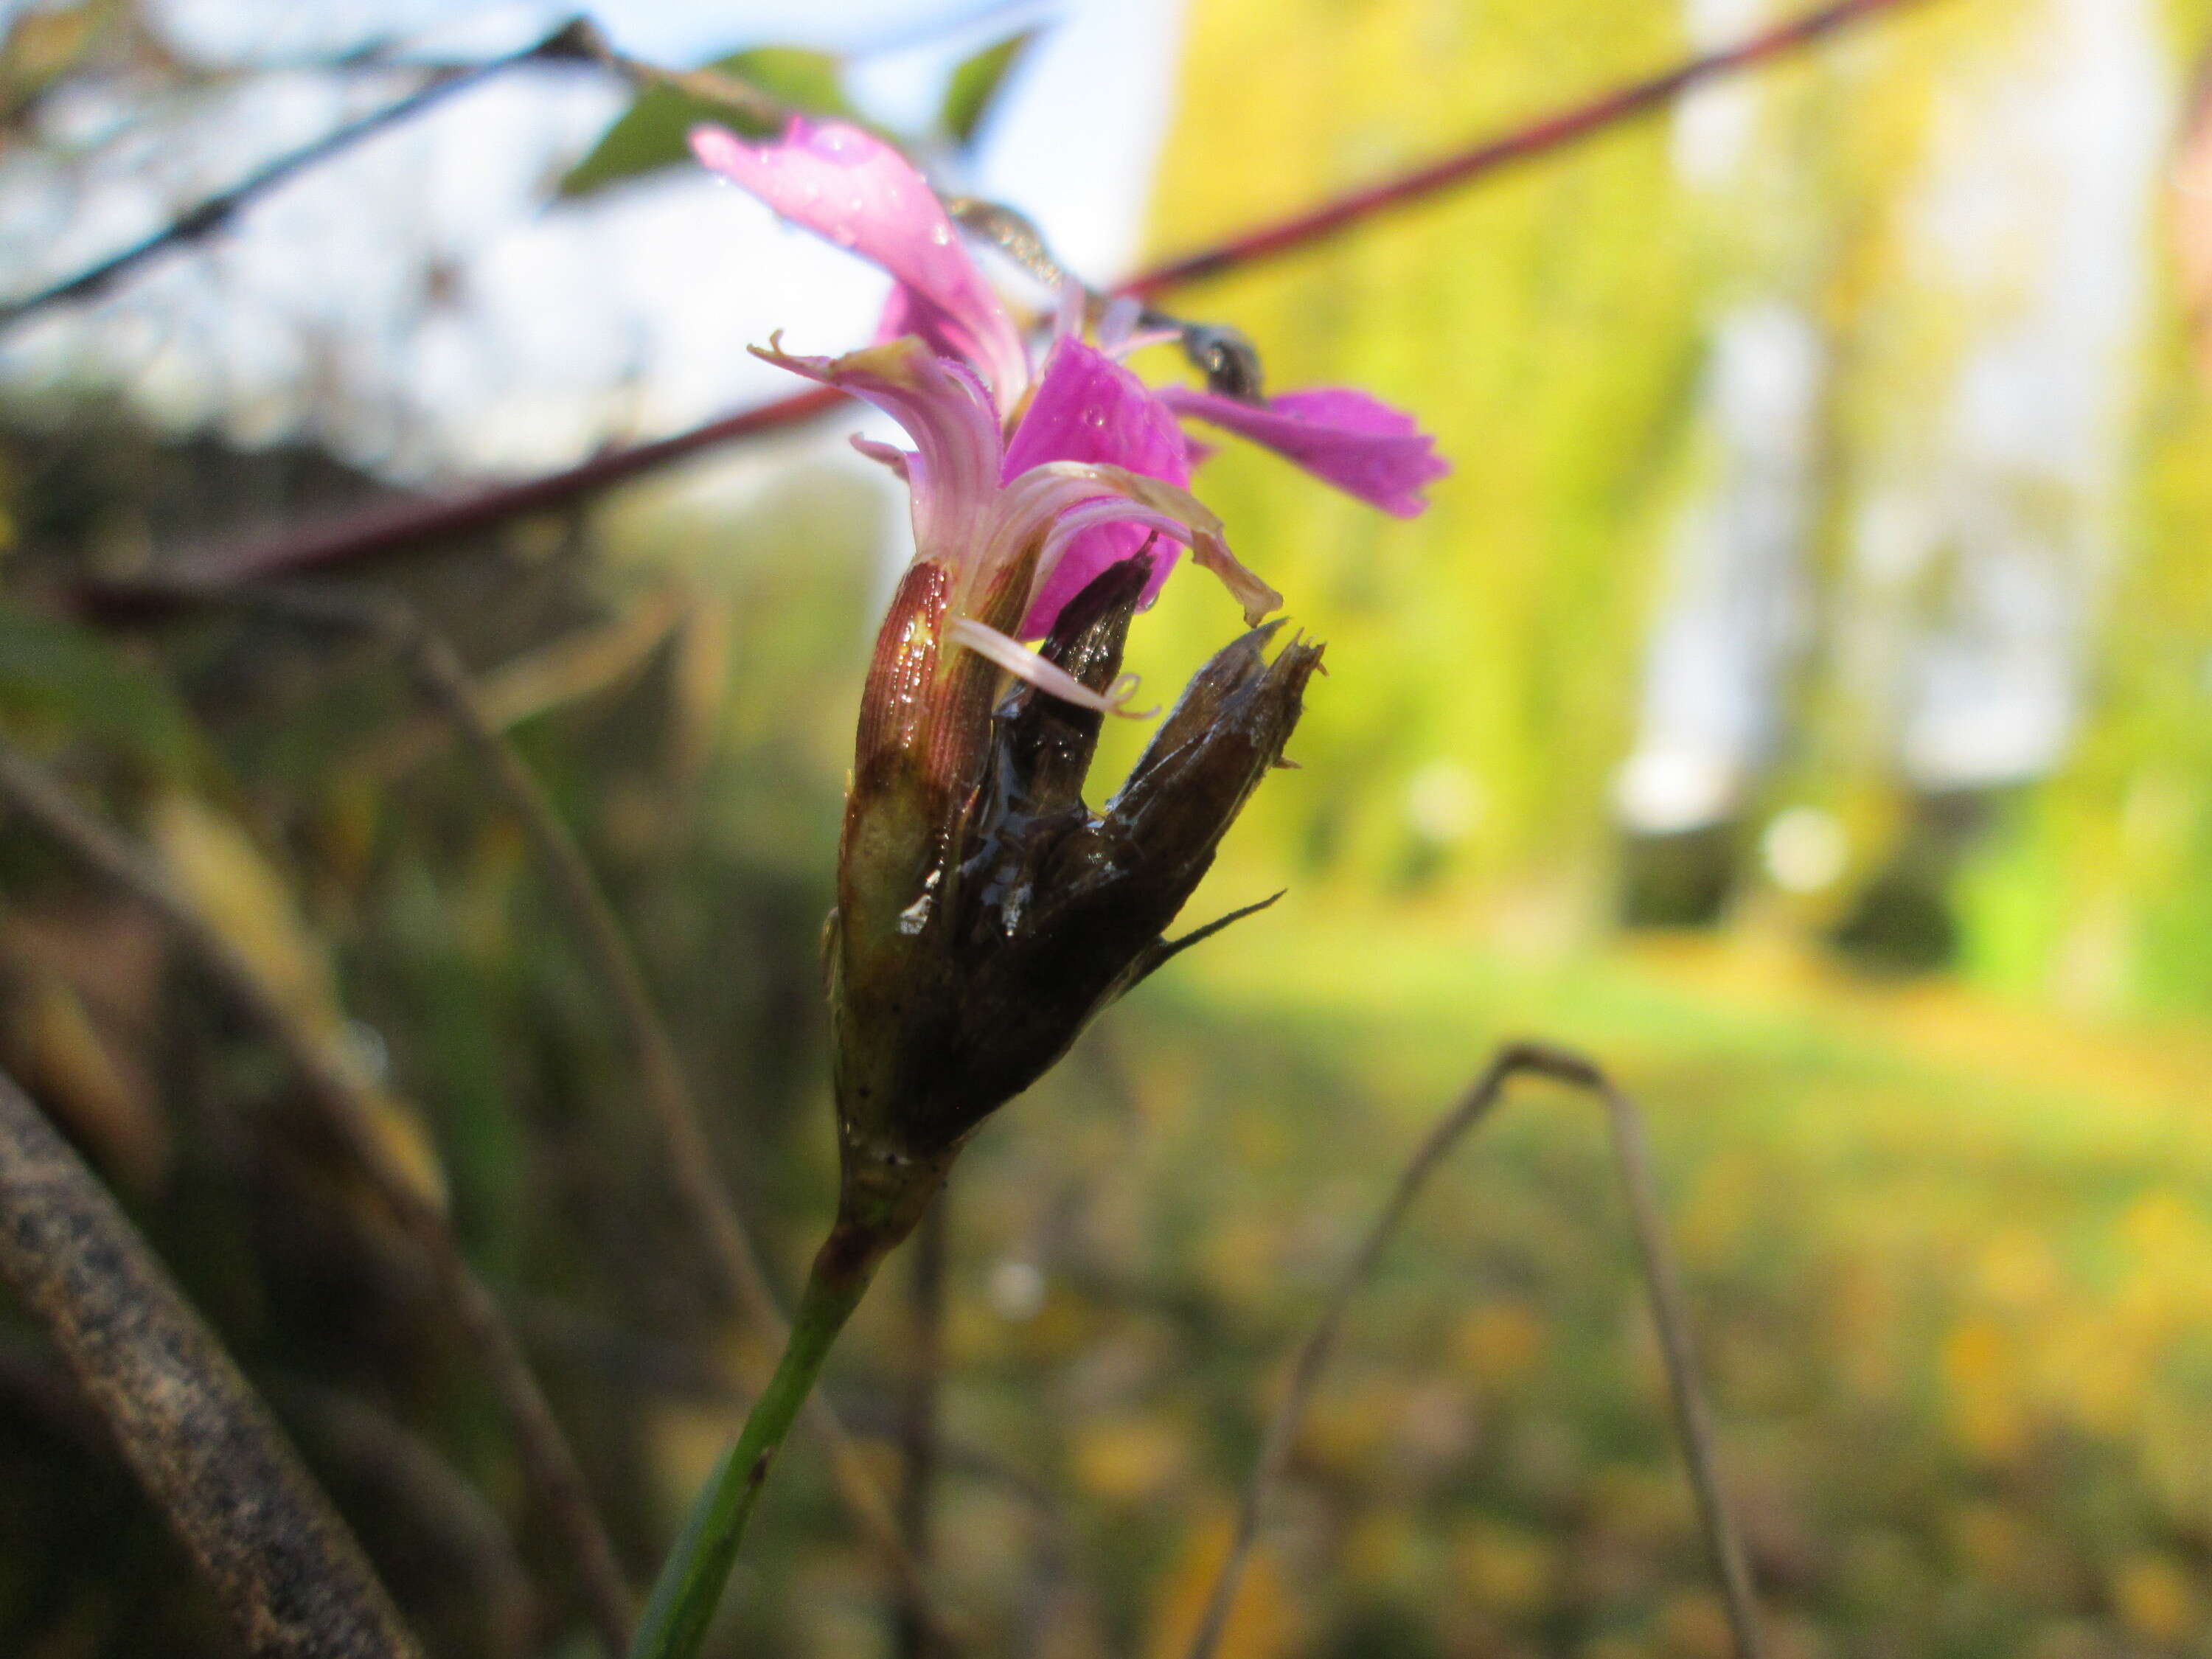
top-left (939, 29), bottom-right (1039, 149)
top-left (559, 46), bottom-right (857, 200)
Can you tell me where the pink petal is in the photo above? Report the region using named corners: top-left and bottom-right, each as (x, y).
top-left (754, 335), bottom-right (1003, 566)
top-left (1004, 337), bottom-right (1193, 636)
top-left (1155, 385), bottom-right (1450, 518)
top-left (984, 462), bottom-right (1280, 638)
top-left (691, 119), bottom-right (1030, 405)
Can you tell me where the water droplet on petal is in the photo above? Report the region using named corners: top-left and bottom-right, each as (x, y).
top-left (929, 224), bottom-right (952, 247)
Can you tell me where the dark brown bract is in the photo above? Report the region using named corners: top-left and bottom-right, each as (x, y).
top-left (827, 554), bottom-right (1321, 1242)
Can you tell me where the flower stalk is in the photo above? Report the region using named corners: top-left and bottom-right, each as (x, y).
top-left (628, 1220), bottom-right (897, 1659)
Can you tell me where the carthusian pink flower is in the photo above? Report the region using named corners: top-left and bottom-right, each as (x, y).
top-left (639, 111), bottom-right (1450, 1659)
top-left (682, 116), bottom-right (1435, 1234)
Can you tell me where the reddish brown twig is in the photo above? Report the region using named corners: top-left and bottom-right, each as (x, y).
top-left (76, 0), bottom-right (1930, 609)
top-left (1184, 1042), bottom-right (1764, 1659)
top-left (0, 1062), bottom-right (424, 1659)
top-left (1121, 0), bottom-right (1930, 297)
top-left (81, 386), bottom-right (846, 603)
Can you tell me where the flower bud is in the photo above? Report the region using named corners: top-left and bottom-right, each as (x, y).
top-left (827, 554), bottom-right (1321, 1241)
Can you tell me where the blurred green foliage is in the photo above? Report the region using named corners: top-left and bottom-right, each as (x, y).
top-left (939, 30), bottom-right (1040, 150)
top-left (560, 47), bottom-right (860, 197)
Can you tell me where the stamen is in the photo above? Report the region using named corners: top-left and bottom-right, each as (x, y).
top-left (947, 617), bottom-right (1154, 717)
top-left (1190, 535), bottom-right (1284, 628)
top-left (1054, 278), bottom-right (1086, 343)
top-left (1097, 297), bottom-right (1181, 360)
top-left (1066, 467), bottom-right (1281, 626)
top-left (1104, 672), bottom-right (1161, 720)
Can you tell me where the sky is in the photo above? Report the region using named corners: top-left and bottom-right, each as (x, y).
top-left (0, 0), bottom-right (1189, 476)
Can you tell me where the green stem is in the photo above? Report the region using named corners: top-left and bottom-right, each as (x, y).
top-left (628, 1233), bottom-right (884, 1659)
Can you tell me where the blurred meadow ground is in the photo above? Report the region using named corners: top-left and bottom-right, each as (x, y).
top-left (9, 0), bottom-right (2212, 1656)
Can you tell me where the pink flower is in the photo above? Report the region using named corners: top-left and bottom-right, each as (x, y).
top-left (690, 117), bottom-right (1449, 634)
top-left (758, 333), bottom-right (1278, 712)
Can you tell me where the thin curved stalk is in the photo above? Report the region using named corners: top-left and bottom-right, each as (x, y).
top-left (275, 1380), bottom-right (542, 1659)
top-left (401, 629), bottom-right (790, 1324)
top-left (221, 585), bottom-right (946, 1635)
top-left (0, 735), bottom-right (635, 1654)
top-left (1595, 1065), bottom-right (1764, 1657)
top-left (1183, 1041), bottom-right (1764, 1659)
top-left (409, 619), bottom-right (950, 1632)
